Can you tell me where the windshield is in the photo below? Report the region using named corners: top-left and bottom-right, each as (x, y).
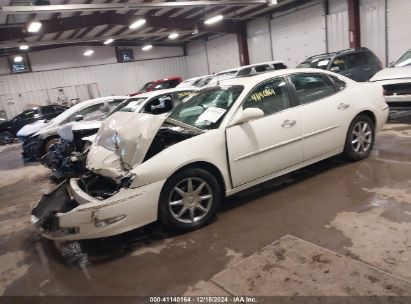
top-left (168, 85), bottom-right (243, 130)
top-left (113, 97), bottom-right (147, 113)
top-left (139, 82), bottom-right (154, 93)
top-left (297, 55), bottom-right (332, 70)
top-left (391, 50), bottom-right (411, 67)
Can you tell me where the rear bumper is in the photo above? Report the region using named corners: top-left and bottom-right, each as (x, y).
top-left (31, 177), bottom-right (165, 241)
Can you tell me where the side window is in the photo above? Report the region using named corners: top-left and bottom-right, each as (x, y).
top-left (328, 75), bottom-right (347, 91)
top-left (346, 53), bottom-right (366, 69)
top-left (363, 51), bottom-right (379, 65)
top-left (290, 73), bottom-right (336, 104)
top-left (144, 94), bottom-right (173, 115)
top-left (53, 106), bottom-right (66, 114)
top-left (19, 109), bottom-right (39, 120)
top-left (243, 77), bottom-right (291, 116)
top-left (330, 56), bottom-right (346, 71)
top-left (72, 104), bottom-right (105, 121)
top-left (108, 99), bottom-right (125, 110)
top-left (40, 106), bottom-right (54, 115)
top-left (274, 63), bottom-right (287, 70)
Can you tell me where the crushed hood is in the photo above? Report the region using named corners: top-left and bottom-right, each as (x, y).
top-left (370, 66), bottom-right (411, 82)
top-left (87, 112), bottom-right (166, 179)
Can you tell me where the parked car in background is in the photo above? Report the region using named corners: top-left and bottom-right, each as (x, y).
top-left (32, 68), bottom-right (388, 240)
top-left (209, 61), bottom-right (288, 85)
top-left (177, 75), bottom-right (214, 88)
top-left (370, 48), bottom-right (411, 110)
top-left (297, 47), bottom-right (382, 82)
top-left (0, 105), bottom-right (67, 145)
top-left (42, 87), bottom-right (197, 180)
top-left (19, 96), bottom-right (127, 160)
top-left (129, 76), bottom-right (183, 96)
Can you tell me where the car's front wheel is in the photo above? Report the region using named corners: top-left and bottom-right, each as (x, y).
top-left (343, 114), bottom-right (375, 161)
top-left (158, 168), bottom-right (222, 231)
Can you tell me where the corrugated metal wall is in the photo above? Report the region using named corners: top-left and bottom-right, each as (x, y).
top-left (387, 0), bottom-right (411, 63)
top-left (0, 56), bottom-right (188, 119)
top-left (206, 34), bottom-right (240, 73)
top-left (186, 39), bottom-right (210, 78)
top-left (360, 0), bottom-right (387, 65)
top-left (246, 16), bottom-right (273, 64)
top-left (271, 2), bottom-right (326, 68)
top-left (326, 0), bottom-right (349, 52)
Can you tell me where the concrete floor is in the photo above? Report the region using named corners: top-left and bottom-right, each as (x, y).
top-left (0, 111), bottom-right (410, 296)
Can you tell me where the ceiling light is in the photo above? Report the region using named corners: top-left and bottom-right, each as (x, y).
top-left (142, 44), bottom-right (153, 51)
top-left (168, 33), bottom-right (179, 40)
top-left (267, 0), bottom-right (278, 6)
top-left (103, 38), bottom-right (114, 45)
top-left (28, 21), bottom-right (42, 33)
top-left (19, 45), bottom-right (29, 50)
top-left (204, 15), bottom-right (223, 25)
top-left (14, 56), bottom-right (23, 63)
top-left (129, 18), bottom-right (146, 29)
top-left (83, 49), bottom-right (94, 56)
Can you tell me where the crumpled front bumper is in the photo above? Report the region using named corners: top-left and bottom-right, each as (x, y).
top-left (22, 136), bottom-right (43, 160)
top-left (31, 177), bottom-right (166, 241)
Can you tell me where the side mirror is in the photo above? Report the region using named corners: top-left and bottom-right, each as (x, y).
top-left (231, 108), bottom-right (264, 126)
top-left (330, 66), bottom-right (341, 73)
top-left (74, 114), bottom-right (84, 121)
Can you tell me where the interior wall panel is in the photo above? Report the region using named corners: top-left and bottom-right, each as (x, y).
top-left (270, 3), bottom-right (326, 68)
top-left (206, 34), bottom-right (240, 73)
top-left (387, 0), bottom-right (411, 63)
top-left (360, 0), bottom-right (387, 65)
top-left (0, 57), bottom-right (188, 118)
top-left (186, 39), bottom-right (210, 78)
top-left (326, 0), bottom-right (349, 52)
top-left (246, 16), bottom-right (273, 64)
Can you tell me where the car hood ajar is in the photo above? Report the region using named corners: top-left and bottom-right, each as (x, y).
top-left (87, 112), bottom-right (166, 179)
top-left (370, 66), bottom-right (411, 82)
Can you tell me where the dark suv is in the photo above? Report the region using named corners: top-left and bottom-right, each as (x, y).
top-left (297, 47), bottom-right (382, 82)
top-left (0, 105), bottom-right (67, 144)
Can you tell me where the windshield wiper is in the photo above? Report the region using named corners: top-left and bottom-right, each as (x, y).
top-left (165, 118), bottom-right (203, 134)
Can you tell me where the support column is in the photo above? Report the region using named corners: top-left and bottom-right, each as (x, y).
top-left (237, 25), bottom-right (250, 66)
top-left (347, 0), bottom-right (361, 48)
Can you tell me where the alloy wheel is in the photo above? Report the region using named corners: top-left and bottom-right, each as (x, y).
top-left (168, 177), bottom-right (213, 224)
top-left (351, 121), bottom-right (373, 153)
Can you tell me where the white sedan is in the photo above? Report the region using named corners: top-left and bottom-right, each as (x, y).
top-left (32, 68), bottom-right (389, 240)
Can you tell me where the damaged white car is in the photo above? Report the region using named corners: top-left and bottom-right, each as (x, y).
top-left (32, 69), bottom-right (389, 240)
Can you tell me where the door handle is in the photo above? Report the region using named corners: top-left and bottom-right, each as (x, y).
top-left (281, 120), bottom-right (296, 128)
top-left (363, 67), bottom-right (371, 71)
top-left (338, 103), bottom-right (350, 110)
top-left (343, 73), bottom-right (352, 76)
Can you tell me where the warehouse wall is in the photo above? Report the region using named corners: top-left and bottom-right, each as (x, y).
top-left (246, 16), bottom-right (273, 64)
top-left (0, 46), bottom-right (188, 119)
top-left (185, 39), bottom-right (209, 78)
top-left (387, 0), bottom-right (411, 63)
top-left (326, 0), bottom-right (349, 52)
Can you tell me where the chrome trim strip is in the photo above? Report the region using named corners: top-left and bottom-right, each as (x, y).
top-left (234, 125), bottom-right (340, 162)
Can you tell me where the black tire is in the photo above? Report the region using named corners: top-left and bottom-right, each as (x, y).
top-left (343, 114), bottom-right (375, 161)
top-left (158, 167), bottom-right (222, 231)
top-left (0, 130), bottom-right (14, 145)
top-left (45, 137), bottom-right (60, 152)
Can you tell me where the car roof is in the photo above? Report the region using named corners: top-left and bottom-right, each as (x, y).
top-left (305, 47), bottom-right (372, 60)
top-left (215, 68), bottom-right (351, 89)
top-left (132, 87), bottom-right (197, 99)
top-left (217, 61), bottom-right (285, 75)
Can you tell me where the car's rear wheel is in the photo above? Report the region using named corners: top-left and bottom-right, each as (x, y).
top-left (0, 131), bottom-right (14, 145)
top-left (158, 168), bottom-right (222, 231)
top-left (343, 114), bottom-right (375, 161)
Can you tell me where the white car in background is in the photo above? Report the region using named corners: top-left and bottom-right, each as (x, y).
top-left (32, 69), bottom-right (388, 240)
top-left (19, 96), bottom-right (128, 160)
top-left (177, 75), bottom-right (214, 89)
top-left (370, 48), bottom-right (411, 109)
top-left (209, 60), bottom-right (288, 85)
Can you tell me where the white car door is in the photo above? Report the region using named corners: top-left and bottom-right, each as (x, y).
top-left (226, 77), bottom-right (304, 188)
top-left (288, 73), bottom-right (354, 161)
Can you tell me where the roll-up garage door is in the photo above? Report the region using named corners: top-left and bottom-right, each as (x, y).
top-left (206, 34), bottom-right (240, 74)
top-left (270, 3), bottom-right (326, 68)
top-left (387, 0), bottom-right (411, 63)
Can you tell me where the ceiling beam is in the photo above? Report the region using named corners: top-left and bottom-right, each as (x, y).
top-left (0, 12), bottom-right (245, 42)
top-left (0, 1), bottom-right (268, 14)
